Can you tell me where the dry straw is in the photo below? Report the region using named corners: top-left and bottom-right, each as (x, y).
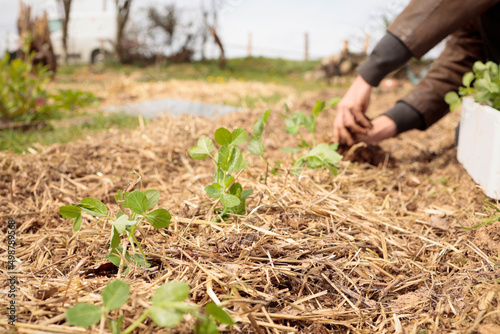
top-left (1, 98), bottom-right (500, 333)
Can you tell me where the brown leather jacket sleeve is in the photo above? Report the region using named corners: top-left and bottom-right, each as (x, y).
top-left (387, 0), bottom-right (497, 58)
top-left (400, 22), bottom-right (485, 128)
top-left (386, 0), bottom-right (500, 129)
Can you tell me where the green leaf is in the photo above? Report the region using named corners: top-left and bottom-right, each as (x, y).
top-left (146, 208), bottom-right (172, 229)
top-left (150, 306), bottom-right (185, 328)
top-left (59, 205), bottom-right (81, 219)
top-left (81, 198), bottom-right (108, 217)
top-left (231, 128), bottom-right (247, 146)
top-left (213, 169), bottom-right (234, 188)
top-left (152, 281), bottom-right (190, 305)
top-left (303, 114), bottom-right (315, 133)
top-left (329, 97), bottom-right (341, 107)
top-left (241, 189), bottom-right (253, 200)
top-left (66, 303), bottom-right (103, 327)
top-left (113, 215), bottom-right (137, 234)
top-left (72, 214), bottom-right (82, 232)
top-left (126, 190), bottom-right (149, 215)
top-left (312, 100), bottom-right (326, 116)
top-left (144, 189), bottom-right (160, 209)
top-left (323, 149), bottom-right (343, 165)
top-left (444, 91), bottom-right (461, 111)
top-left (261, 109), bottom-right (271, 124)
top-left (214, 127), bottom-right (232, 146)
top-left (252, 119), bottom-right (264, 138)
top-left (462, 72), bottom-right (474, 88)
top-left (205, 303), bottom-right (235, 325)
top-left (110, 226), bottom-right (121, 249)
top-left (220, 193), bottom-right (240, 208)
top-left (330, 142), bottom-right (339, 151)
top-left (281, 147), bottom-right (301, 153)
top-left (115, 191), bottom-right (130, 208)
top-left (205, 184), bottom-right (223, 199)
top-left (246, 137), bottom-right (264, 156)
top-left (190, 137), bottom-right (214, 160)
top-left (102, 280), bottom-right (130, 311)
top-left (195, 317), bottom-right (219, 334)
top-left (283, 103), bottom-right (290, 113)
top-left (218, 146), bottom-right (243, 172)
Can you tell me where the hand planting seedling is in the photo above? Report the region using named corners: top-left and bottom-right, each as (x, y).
top-left (446, 61), bottom-right (500, 110)
top-left (282, 98), bottom-right (343, 175)
top-left (189, 127), bottom-right (253, 218)
top-left (66, 280), bottom-right (235, 334)
top-left (59, 176), bottom-right (171, 270)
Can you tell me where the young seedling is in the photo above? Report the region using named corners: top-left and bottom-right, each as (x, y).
top-left (246, 109), bottom-right (279, 178)
top-left (66, 280), bottom-right (235, 334)
top-left (59, 176), bottom-right (171, 269)
top-left (282, 98), bottom-right (343, 175)
top-left (446, 61), bottom-right (500, 110)
top-left (189, 127), bottom-right (253, 218)
top-left (455, 200), bottom-right (500, 230)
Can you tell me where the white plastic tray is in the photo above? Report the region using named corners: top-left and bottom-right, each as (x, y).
top-left (457, 97), bottom-right (500, 200)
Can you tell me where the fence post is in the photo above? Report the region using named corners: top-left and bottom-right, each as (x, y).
top-left (247, 32), bottom-right (252, 57)
top-left (304, 32), bottom-right (309, 61)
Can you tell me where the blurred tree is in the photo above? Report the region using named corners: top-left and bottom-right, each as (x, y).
top-left (115, 0), bottom-right (133, 63)
top-left (56, 0), bottom-right (72, 65)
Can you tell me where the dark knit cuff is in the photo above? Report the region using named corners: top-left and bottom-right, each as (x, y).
top-left (383, 101), bottom-right (426, 134)
top-left (357, 32), bottom-right (413, 87)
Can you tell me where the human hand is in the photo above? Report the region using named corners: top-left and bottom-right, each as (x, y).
top-left (357, 115), bottom-right (397, 144)
top-left (332, 75), bottom-right (373, 146)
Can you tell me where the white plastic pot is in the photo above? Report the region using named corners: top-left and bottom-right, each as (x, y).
top-left (457, 97), bottom-right (500, 200)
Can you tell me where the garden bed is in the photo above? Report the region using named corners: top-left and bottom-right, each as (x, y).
top-left (1, 89), bottom-right (500, 333)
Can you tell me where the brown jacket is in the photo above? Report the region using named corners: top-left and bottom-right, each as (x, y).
top-left (390, 0), bottom-right (500, 127)
top-left (359, 0), bottom-right (500, 132)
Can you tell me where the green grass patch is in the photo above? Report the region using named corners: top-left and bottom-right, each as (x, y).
top-left (0, 112), bottom-right (142, 153)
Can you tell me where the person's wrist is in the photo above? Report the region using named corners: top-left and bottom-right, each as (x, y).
top-left (358, 115), bottom-right (397, 144)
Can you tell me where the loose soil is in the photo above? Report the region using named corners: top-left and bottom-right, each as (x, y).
top-left (1, 70), bottom-right (500, 333)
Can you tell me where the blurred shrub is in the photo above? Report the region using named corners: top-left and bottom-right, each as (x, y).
top-left (0, 52), bottom-right (97, 122)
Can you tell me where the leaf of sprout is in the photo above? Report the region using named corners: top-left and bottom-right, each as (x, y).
top-left (329, 97), bottom-right (341, 107)
top-left (146, 208), bottom-right (172, 229)
top-left (261, 109), bottom-right (271, 124)
top-left (66, 303), bottom-right (103, 327)
top-left (220, 193), bottom-right (240, 208)
top-left (252, 119), bottom-right (264, 138)
top-left (113, 215), bottom-right (137, 234)
top-left (214, 127), bottom-right (232, 146)
top-left (205, 302), bottom-right (236, 325)
top-left (59, 205), bottom-right (81, 219)
top-left (195, 317), bottom-right (219, 334)
top-left (127, 190), bottom-right (149, 216)
top-left (462, 72), bottom-right (474, 88)
top-left (247, 136), bottom-right (264, 156)
top-left (73, 214), bottom-right (82, 232)
top-left (102, 280), bottom-right (130, 311)
top-left (110, 225), bottom-right (121, 249)
top-left (81, 198), bottom-right (108, 217)
top-left (144, 189), bottom-right (160, 209)
top-left (189, 137), bottom-right (214, 160)
top-left (231, 128), bottom-right (247, 146)
top-left (312, 100), bottom-right (326, 116)
top-left (205, 184), bottom-right (223, 199)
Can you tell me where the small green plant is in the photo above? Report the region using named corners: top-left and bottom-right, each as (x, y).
top-left (282, 98), bottom-right (343, 175)
top-left (66, 280), bottom-right (234, 334)
top-left (0, 51), bottom-right (53, 121)
top-left (189, 127), bottom-right (253, 218)
top-left (59, 175), bottom-right (171, 269)
top-left (246, 109), bottom-right (279, 177)
top-left (455, 200), bottom-right (500, 230)
top-left (445, 61), bottom-right (500, 111)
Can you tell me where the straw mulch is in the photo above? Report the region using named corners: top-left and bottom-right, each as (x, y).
top-left (1, 90), bottom-right (500, 334)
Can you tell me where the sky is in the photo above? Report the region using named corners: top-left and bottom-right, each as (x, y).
top-left (0, 0), bottom-right (436, 61)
